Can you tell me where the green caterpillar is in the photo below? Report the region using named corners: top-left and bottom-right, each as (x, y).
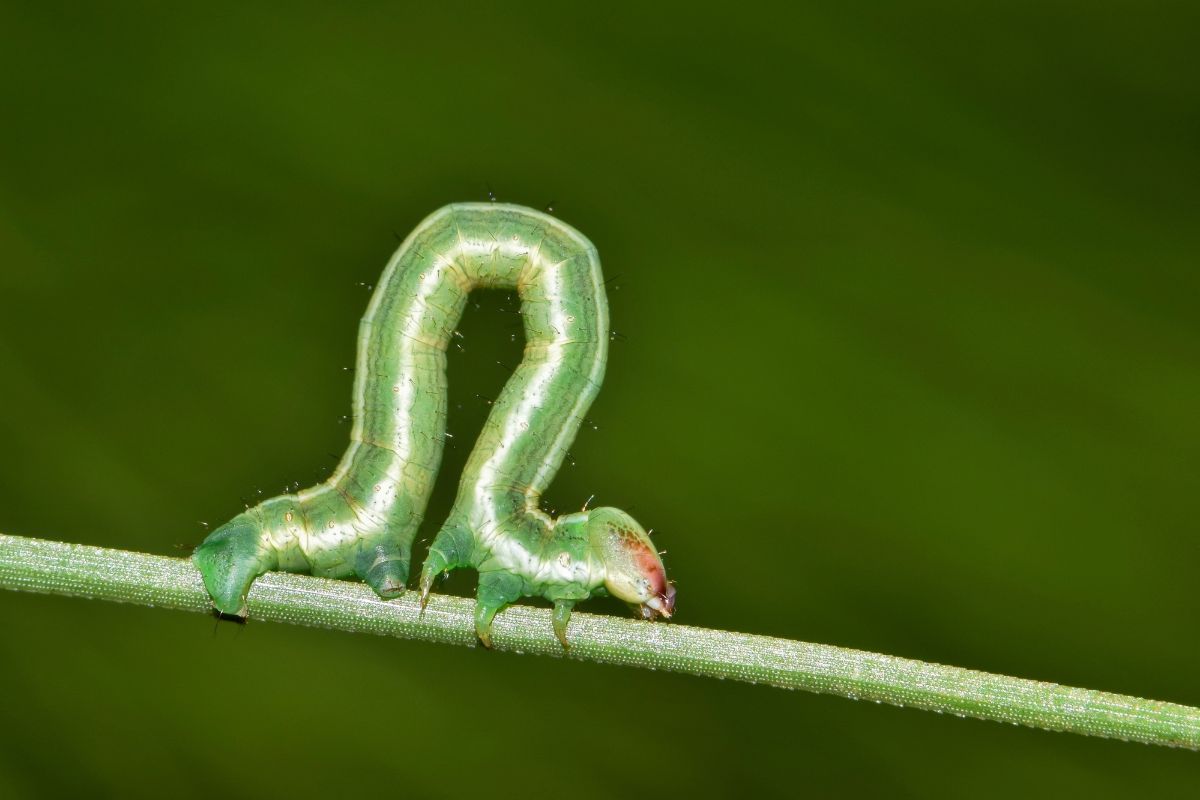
top-left (193, 202), bottom-right (674, 648)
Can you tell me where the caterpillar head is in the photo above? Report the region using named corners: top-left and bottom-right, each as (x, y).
top-left (587, 507), bottom-right (675, 620)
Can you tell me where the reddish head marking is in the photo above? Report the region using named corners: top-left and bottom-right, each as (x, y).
top-left (621, 531), bottom-right (674, 618)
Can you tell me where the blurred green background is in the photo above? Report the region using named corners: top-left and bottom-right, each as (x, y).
top-left (1, 1), bottom-right (1198, 796)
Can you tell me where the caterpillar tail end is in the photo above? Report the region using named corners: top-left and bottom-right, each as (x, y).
top-left (192, 516), bottom-right (275, 618)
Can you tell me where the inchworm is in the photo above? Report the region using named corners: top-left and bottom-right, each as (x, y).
top-left (193, 203), bottom-right (673, 647)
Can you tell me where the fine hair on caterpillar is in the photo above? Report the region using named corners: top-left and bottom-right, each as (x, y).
top-left (193, 202), bottom-right (674, 649)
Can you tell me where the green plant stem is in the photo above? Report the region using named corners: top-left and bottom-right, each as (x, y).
top-left (2, 532), bottom-right (1196, 750)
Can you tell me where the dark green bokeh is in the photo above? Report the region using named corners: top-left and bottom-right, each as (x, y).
top-left (1, 2), bottom-right (1198, 796)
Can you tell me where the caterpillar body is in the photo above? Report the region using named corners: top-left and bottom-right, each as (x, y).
top-left (193, 203), bottom-right (673, 647)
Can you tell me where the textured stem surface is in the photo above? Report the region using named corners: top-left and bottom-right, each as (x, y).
top-left (2, 533), bottom-right (1196, 750)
